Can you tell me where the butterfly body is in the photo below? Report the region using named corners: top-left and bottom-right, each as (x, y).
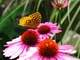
top-left (19, 12), bottom-right (41, 28)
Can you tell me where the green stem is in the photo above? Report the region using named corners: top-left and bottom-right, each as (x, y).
top-left (58, 0), bottom-right (79, 27)
top-left (74, 37), bottom-right (80, 49)
top-left (70, 20), bottom-right (80, 41)
top-left (50, 33), bottom-right (55, 40)
top-left (2, 0), bottom-right (14, 15)
top-left (0, 0), bottom-right (2, 6)
top-left (22, 0), bottom-right (29, 16)
top-left (0, 0), bottom-right (27, 32)
top-left (67, 0), bottom-right (71, 23)
top-left (61, 6), bottom-right (80, 44)
top-left (49, 9), bottom-right (57, 22)
top-left (77, 48), bottom-right (80, 58)
top-left (36, 0), bottom-right (42, 12)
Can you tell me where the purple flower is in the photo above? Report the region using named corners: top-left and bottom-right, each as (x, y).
top-left (3, 29), bottom-right (42, 59)
top-left (35, 22), bottom-right (61, 39)
top-left (18, 39), bottom-right (79, 60)
top-left (51, 0), bottom-right (68, 9)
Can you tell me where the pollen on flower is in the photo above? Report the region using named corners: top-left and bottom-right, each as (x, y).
top-left (38, 39), bottom-right (58, 57)
top-left (38, 25), bottom-right (50, 34)
top-left (21, 30), bottom-right (39, 46)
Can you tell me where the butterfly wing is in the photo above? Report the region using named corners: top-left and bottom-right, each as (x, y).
top-left (28, 12), bottom-right (41, 28)
top-left (19, 12), bottom-right (41, 28)
top-left (19, 16), bottom-right (32, 27)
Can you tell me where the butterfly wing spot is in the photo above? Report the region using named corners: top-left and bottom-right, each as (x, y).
top-left (26, 20), bottom-right (31, 23)
top-left (38, 20), bottom-right (41, 23)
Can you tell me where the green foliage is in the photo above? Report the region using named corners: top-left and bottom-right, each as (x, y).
top-left (0, 0), bottom-right (80, 60)
top-left (0, 0), bottom-right (2, 6)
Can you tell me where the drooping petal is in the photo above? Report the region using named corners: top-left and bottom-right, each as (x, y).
top-left (3, 42), bottom-right (22, 53)
top-left (56, 52), bottom-right (79, 60)
top-left (5, 36), bottom-right (21, 46)
top-left (62, 0), bottom-right (68, 8)
top-left (35, 22), bottom-right (61, 39)
top-left (3, 42), bottom-right (24, 59)
top-left (58, 45), bottom-right (76, 54)
top-left (51, 1), bottom-right (58, 8)
top-left (9, 44), bottom-right (25, 59)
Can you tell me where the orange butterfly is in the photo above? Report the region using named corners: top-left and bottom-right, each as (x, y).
top-left (19, 12), bottom-right (41, 28)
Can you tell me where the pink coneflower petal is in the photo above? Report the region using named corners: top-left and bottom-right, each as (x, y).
top-left (56, 53), bottom-right (79, 60)
top-left (7, 36), bottom-right (21, 44)
top-left (41, 57), bottom-right (48, 60)
top-left (17, 52), bottom-right (35, 60)
top-left (31, 54), bottom-right (40, 60)
top-left (50, 30), bottom-right (62, 33)
top-left (17, 39), bottom-right (79, 60)
top-left (59, 45), bottom-right (73, 49)
top-left (47, 33), bottom-right (53, 36)
top-left (51, 1), bottom-right (58, 8)
top-left (58, 45), bottom-right (76, 54)
top-left (20, 47), bottom-right (38, 57)
top-left (4, 37), bottom-right (21, 47)
top-left (49, 57), bottom-right (57, 60)
top-left (51, 0), bottom-right (68, 9)
top-left (4, 41), bottom-right (21, 47)
top-left (9, 45), bottom-right (25, 59)
top-left (35, 22), bottom-right (61, 39)
top-left (44, 22), bottom-right (57, 26)
top-left (30, 52), bottom-right (45, 60)
top-left (62, 0), bottom-right (68, 8)
top-left (3, 42), bottom-right (23, 58)
top-left (3, 42), bottom-right (22, 52)
top-left (18, 47), bottom-right (39, 60)
top-left (3, 29), bottom-right (42, 59)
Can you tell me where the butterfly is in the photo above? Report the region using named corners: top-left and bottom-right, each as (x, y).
top-left (19, 12), bottom-right (41, 28)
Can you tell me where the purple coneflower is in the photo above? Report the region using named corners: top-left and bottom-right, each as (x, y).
top-left (18, 39), bottom-right (78, 60)
top-left (3, 29), bottom-right (41, 59)
top-left (35, 22), bottom-right (61, 39)
top-left (51, 0), bottom-right (68, 9)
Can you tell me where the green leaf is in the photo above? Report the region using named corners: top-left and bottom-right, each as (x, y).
top-left (0, 0), bottom-right (27, 32)
top-left (2, 22), bottom-right (15, 39)
top-left (36, 0), bottom-right (42, 12)
top-left (58, 0), bottom-right (80, 27)
top-left (0, 38), bottom-right (2, 40)
top-left (2, 0), bottom-right (14, 15)
top-left (0, 0), bottom-right (2, 6)
top-left (61, 6), bottom-right (80, 44)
